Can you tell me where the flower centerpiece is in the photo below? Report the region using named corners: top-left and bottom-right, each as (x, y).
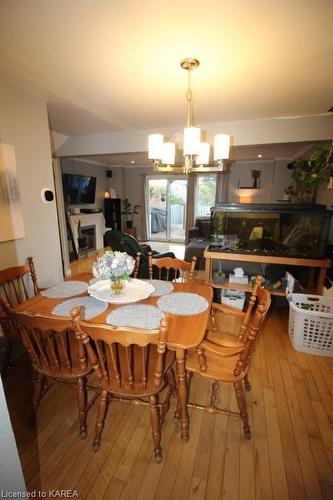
top-left (92, 251), bottom-right (135, 294)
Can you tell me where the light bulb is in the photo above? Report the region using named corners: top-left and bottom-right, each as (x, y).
top-left (183, 127), bottom-right (201, 156)
top-left (196, 143), bottom-right (210, 165)
top-left (148, 134), bottom-right (164, 160)
top-left (214, 134), bottom-right (230, 160)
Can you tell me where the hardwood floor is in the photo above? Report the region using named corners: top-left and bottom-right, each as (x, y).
top-left (3, 307), bottom-right (333, 499)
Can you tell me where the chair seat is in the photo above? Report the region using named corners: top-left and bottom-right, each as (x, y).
top-left (33, 363), bottom-right (92, 379)
top-left (186, 348), bottom-right (247, 382)
top-left (206, 330), bottom-right (244, 348)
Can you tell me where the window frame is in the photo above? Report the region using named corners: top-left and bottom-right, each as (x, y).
top-left (194, 173), bottom-right (217, 219)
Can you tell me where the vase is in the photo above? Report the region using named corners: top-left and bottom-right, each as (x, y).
top-left (110, 279), bottom-right (124, 295)
top-left (213, 272), bottom-right (226, 284)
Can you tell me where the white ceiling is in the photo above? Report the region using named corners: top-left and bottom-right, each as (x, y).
top-left (70, 141), bottom-right (325, 167)
top-left (0, 0), bottom-right (332, 136)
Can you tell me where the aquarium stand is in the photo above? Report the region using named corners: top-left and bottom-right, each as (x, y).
top-left (204, 247), bottom-right (331, 296)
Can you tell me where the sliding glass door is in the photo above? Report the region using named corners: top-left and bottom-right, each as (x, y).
top-left (148, 178), bottom-right (168, 240)
top-left (147, 177), bottom-right (187, 242)
top-left (169, 179), bottom-right (187, 241)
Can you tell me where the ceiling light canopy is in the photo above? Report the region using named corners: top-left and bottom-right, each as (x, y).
top-left (148, 58), bottom-right (231, 174)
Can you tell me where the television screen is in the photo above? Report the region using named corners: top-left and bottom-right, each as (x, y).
top-left (62, 173), bottom-right (96, 204)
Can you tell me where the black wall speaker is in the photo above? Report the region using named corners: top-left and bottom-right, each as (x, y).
top-left (107, 170), bottom-right (112, 178)
top-left (41, 188), bottom-right (54, 203)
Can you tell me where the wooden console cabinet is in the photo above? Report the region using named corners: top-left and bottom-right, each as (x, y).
top-left (204, 247), bottom-right (331, 295)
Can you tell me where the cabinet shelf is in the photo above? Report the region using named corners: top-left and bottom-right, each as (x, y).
top-left (204, 247), bottom-right (328, 296)
top-left (209, 279), bottom-right (287, 296)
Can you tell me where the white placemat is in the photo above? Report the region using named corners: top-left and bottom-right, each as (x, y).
top-left (107, 304), bottom-right (163, 330)
top-left (41, 280), bottom-right (88, 299)
top-left (52, 296), bottom-right (108, 320)
top-left (157, 292), bottom-right (208, 316)
top-left (143, 279), bottom-right (174, 297)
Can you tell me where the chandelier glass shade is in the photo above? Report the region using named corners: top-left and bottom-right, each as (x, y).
top-left (148, 58), bottom-right (231, 174)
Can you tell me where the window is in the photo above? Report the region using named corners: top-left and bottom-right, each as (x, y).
top-left (195, 175), bottom-right (217, 217)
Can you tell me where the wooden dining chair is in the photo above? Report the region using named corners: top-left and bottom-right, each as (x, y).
top-left (0, 257), bottom-right (40, 374)
top-left (71, 307), bottom-right (176, 462)
top-left (185, 279), bottom-right (271, 439)
top-left (207, 277), bottom-right (264, 392)
top-left (2, 301), bottom-right (95, 438)
top-left (0, 257), bottom-right (39, 305)
top-left (148, 252), bottom-right (197, 282)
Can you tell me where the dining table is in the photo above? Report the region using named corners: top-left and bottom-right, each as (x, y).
top-left (15, 272), bottom-right (213, 442)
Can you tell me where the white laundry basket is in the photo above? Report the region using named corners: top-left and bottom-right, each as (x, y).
top-left (287, 293), bottom-right (333, 357)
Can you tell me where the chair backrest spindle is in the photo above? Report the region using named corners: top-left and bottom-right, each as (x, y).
top-left (133, 252), bottom-right (141, 279)
top-left (2, 300), bottom-right (87, 378)
top-left (148, 252), bottom-right (197, 283)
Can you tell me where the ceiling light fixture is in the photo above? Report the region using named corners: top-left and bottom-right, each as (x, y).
top-left (148, 58), bottom-right (231, 174)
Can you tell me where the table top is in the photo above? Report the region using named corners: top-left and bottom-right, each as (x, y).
top-left (16, 273), bottom-right (213, 350)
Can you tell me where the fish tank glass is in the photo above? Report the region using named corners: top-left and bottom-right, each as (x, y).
top-left (210, 204), bottom-right (332, 259)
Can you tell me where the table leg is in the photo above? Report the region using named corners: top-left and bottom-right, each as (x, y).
top-left (316, 268), bottom-right (327, 295)
top-left (176, 348), bottom-right (189, 442)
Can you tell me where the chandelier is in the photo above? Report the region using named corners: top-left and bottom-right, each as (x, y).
top-left (148, 58), bottom-right (231, 174)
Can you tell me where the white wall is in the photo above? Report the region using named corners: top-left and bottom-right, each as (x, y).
top-left (227, 159), bottom-right (293, 203)
top-left (0, 83), bottom-right (63, 287)
top-left (107, 167), bottom-right (123, 201)
top-left (50, 131), bottom-right (68, 156)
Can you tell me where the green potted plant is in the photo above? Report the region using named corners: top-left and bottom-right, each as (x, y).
top-left (213, 262), bottom-right (226, 284)
top-left (121, 198), bottom-right (141, 228)
top-left (285, 142), bottom-right (333, 203)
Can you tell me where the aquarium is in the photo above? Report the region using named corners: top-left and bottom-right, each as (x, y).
top-left (210, 203), bottom-right (332, 259)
